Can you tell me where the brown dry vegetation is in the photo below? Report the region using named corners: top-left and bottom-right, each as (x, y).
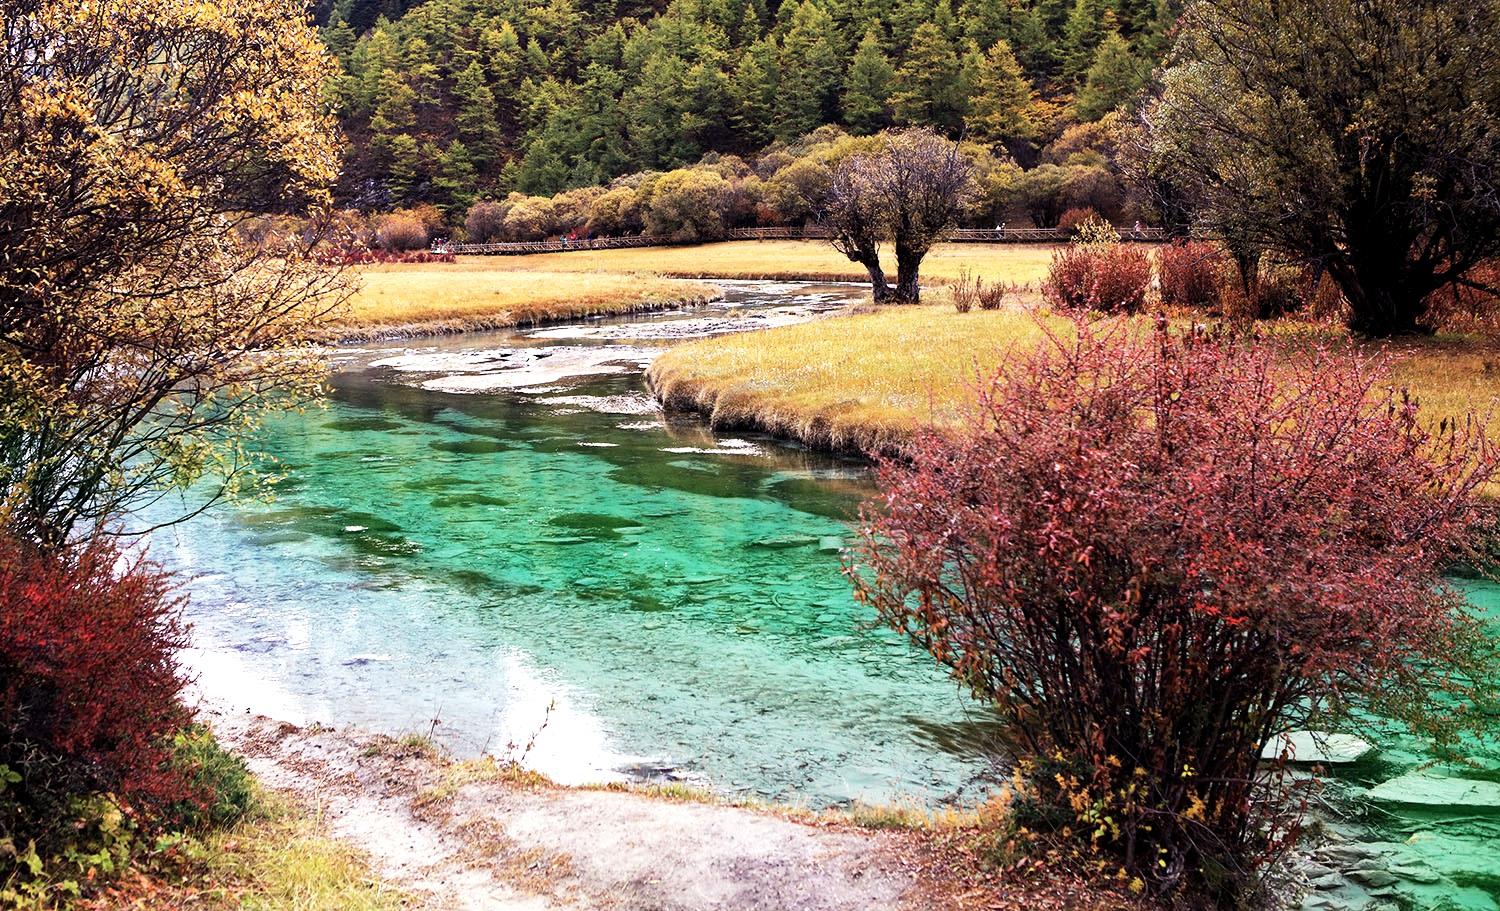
top-left (333, 266), bottom-right (719, 340)
top-left (649, 303), bottom-right (1500, 455)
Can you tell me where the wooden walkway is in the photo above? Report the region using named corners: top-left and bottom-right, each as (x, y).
top-left (432, 225), bottom-right (1165, 256)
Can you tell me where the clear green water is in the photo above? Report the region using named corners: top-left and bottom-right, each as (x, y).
top-left (156, 286), bottom-right (998, 806)
top-left (149, 283), bottom-right (1498, 906)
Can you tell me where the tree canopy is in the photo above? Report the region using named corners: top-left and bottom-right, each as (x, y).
top-left (0, 0), bottom-right (347, 544)
top-left (1141, 0), bottom-right (1500, 335)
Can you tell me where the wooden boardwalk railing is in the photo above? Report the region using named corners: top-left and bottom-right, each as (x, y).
top-left (433, 225), bottom-right (1165, 256)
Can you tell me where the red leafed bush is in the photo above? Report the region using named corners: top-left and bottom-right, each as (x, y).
top-left (1, 536), bottom-right (192, 842)
top-left (849, 317), bottom-right (1498, 900)
top-left (1425, 261), bottom-right (1500, 333)
top-left (1042, 242), bottom-right (1152, 313)
top-left (1157, 240), bottom-right (1228, 310)
top-left (1056, 206), bottom-right (1100, 233)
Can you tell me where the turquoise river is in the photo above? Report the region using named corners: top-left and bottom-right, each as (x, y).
top-left (150, 281), bottom-right (1497, 910)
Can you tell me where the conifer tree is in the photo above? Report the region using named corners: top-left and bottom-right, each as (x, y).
top-left (385, 133), bottom-right (425, 202)
top-left (966, 38), bottom-right (1037, 144)
top-left (322, 13), bottom-right (357, 60)
top-left (454, 61), bottom-right (504, 167)
top-left (1073, 28), bottom-right (1143, 120)
top-left (1007, 4), bottom-right (1058, 75)
top-left (886, 0), bottom-right (931, 48)
top-left (369, 68), bottom-right (417, 135)
top-left (433, 141), bottom-right (479, 216)
top-left (957, 0), bottom-right (1010, 52)
top-left (681, 52), bottom-right (735, 153)
top-left (774, 1), bottom-right (842, 139)
top-left (891, 21), bottom-right (965, 132)
top-left (347, 25), bottom-right (399, 118)
top-left (1061, 0), bottom-right (1114, 81)
top-left (729, 38), bottom-right (778, 146)
top-left (623, 51), bottom-right (691, 165)
top-left (842, 27), bottom-right (894, 133)
top-left (932, 0), bottom-right (958, 38)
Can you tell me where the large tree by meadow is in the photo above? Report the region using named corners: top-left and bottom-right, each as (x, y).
top-left (823, 129), bottom-right (975, 302)
top-left (1142, 0), bottom-right (1500, 336)
top-left (0, 0), bottom-right (347, 545)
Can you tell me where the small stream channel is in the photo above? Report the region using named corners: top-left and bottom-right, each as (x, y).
top-left (148, 280), bottom-right (1499, 909)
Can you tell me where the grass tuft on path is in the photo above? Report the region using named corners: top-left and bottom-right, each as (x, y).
top-left (78, 792), bottom-right (405, 911)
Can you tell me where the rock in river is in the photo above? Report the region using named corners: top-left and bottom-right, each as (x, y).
top-left (1261, 731), bottom-right (1374, 765)
top-left (1364, 773), bottom-right (1500, 812)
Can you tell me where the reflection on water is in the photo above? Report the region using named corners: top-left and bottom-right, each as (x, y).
top-left (155, 283), bottom-right (999, 806)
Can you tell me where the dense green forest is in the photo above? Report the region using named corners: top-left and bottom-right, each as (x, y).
top-left (318, 0), bottom-right (1173, 211)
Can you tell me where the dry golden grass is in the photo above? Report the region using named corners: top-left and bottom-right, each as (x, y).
top-left (649, 302), bottom-right (1500, 454)
top-left (444, 240), bottom-right (1063, 285)
top-left (80, 792), bottom-right (406, 911)
top-left (649, 300), bottom-right (1060, 453)
top-left (334, 265), bottom-right (717, 339)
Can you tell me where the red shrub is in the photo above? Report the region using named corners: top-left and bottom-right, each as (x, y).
top-left (1157, 240), bottom-right (1228, 310)
top-left (1042, 242), bottom-right (1152, 313)
top-left (1055, 206), bottom-right (1100, 233)
top-left (849, 318), bottom-right (1497, 899)
top-left (1425, 261), bottom-right (1500, 333)
top-left (1, 537), bottom-right (191, 838)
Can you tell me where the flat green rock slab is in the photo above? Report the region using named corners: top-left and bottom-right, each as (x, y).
top-left (1262, 731), bottom-right (1374, 765)
top-left (1365, 773), bottom-right (1500, 811)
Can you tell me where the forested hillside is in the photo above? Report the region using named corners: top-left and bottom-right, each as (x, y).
top-left (318, 0), bottom-right (1174, 211)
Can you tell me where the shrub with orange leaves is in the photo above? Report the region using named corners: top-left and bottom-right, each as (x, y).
top-left (1042, 233), bottom-right (1151, 314)
top-left (849, 316), bottom-right (1499, 902)
top-left (1, 536), bottom-right (193, 857)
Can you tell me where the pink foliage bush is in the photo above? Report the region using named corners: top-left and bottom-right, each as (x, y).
top-left (850, 317), bottom-right (1498, 899)
top-left (1042, 243), bottom-right (1152, 313)
top-left (1157, 240), bottom-right (1229, 310)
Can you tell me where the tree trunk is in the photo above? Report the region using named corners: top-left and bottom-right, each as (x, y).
top-left (1329, 252), bottom-right (1431, 337)
top-left (864, 261), bottom-right (892, 302)
top-left (892, 244), bottom-right (923, 303)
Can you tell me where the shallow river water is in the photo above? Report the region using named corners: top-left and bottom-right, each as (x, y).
top-left (155, 282), bottom-right (998, 807)
top-left (151, 280), bottom-right (1499, 908)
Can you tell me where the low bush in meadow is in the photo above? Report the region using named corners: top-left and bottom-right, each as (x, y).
top-left (850, 317), bottom-right (1498, 904)
top-left (1157, 240), bottom-right (1228, 310)
top-left (373, 213), bottom-right (429, 252)
top-left (1042, 236), bottom-right (1151, 313)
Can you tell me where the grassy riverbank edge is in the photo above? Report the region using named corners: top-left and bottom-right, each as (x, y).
top-left (325, 291), bottom-right (720, 343)
top-left (204, 714), bottom-right (1137, 911)
top-left (647, 302), bottom-right (1500, 458)
top-left (325, 267), bottom-right (721, 343)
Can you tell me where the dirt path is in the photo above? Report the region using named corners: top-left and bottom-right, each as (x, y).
top-left (209, 709), bottom-right (957, 911)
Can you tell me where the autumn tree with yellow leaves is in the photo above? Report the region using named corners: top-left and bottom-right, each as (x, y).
top-left (0, 0), bottom-right (348, 544)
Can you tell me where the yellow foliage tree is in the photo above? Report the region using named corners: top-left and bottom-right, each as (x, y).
top-left (0, 0), bottom-right (348, 544)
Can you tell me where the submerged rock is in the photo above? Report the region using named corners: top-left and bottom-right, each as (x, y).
top-left (1364, 773), bottom-right (1500, 811)
top-left (1262, 731), bottom-right (1375, 765)
top-left (747, 535), bottom-right (820, 549)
